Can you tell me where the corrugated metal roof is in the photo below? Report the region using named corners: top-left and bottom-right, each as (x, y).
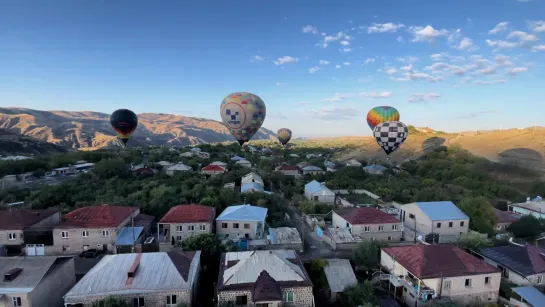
top-left (415, 201), bottom-right (469, 221)
top-left (512, 287), bottom-right (545, 306)
top-left (64, 252), bottom-right (199, 302)
top-left (477, 245), bottom-right (545, 276)
top-left (231, 155), bottom-right (243, 161)
top-left (115, 227), bottom-right (144, 246)
top-left (216, 205), bottom-right (267, 222)
top-left (302, 166), bottom-right (323, 171)
top-left (323, 259), bottom-right (357, 293)
top-left (0, 257), bottom-right (59, 291)
top-left (305, 180), bottom-right (324, 194)
top-left (167, 163), bottom-right (192, 171)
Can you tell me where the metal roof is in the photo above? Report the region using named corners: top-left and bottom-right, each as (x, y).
top-left (302, 165), bottom-right (324, 171)
top-left (64, 252), bottom-right (200, 303)
top-left (323, 259), bottom-right (358, 293)
top-left (0, 257), bottom-right (59, 292)
top-left (476, 245), bottom-right (545, 276)
top-left (231, 155), bottom-right (243, 161)
top-left (512, 286), bottom-right (545, 306)
top-left (167, 163), bottom-right (192, 171)
top-left (216, 205), bottom-right (267, 222)
top-left (241, 182), bottom-right (264, 193)
top-left (269, 227), bottom-right (302, 245)
top-left (364, 164), bottom-right (387, 171)
top-left (305, 180), bottom-right (325, 194)
top-left (115, 227), bottom-right (144, 246)
top-left (415, 201), bottom-right (469, 221)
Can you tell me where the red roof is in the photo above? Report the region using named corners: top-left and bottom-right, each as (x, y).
top-left (493, 208), bottom-right (519, 224)
top-left (58, 205), bottom-right (138, 229)
top-left (278, 165), bottom-right (299, 171)
top-left (159, 204), bottom-right (216, 223)
top-left (382, 244), bottom-right (500, 279)
top-left (0, 209), bottom-right (58, 230)
top-left (334, 207), bottom-right (399, 224)
top-left (201, 165), bottom-right (225, 172)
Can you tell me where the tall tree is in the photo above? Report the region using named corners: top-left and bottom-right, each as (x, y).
top-left (458, 196), bottom-right (496, 235)
top-left (507, 215), bottom-right (545, 239)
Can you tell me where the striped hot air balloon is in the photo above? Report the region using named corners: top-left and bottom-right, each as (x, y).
top-left (366, 106), bottom-right (400, 131)
top-left (276, 128), bottom-right (292, 146)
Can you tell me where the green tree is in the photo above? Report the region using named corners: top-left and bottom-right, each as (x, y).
top-left (298, 200), bottom-right (316, 214)
top-left (507, 215), bottom-right (545, 239)
top-left (353, 241), bottom-right (386, 270)
top-left (457, 234), bottom-right (493, 250)
top-left (32, 168), bottom-right (46, 178)
top-left (92, 157), bottom-right (129, 179)
top-left (338, 281), bottom-right (378, 307)
top-left (181, 233), bottom-right (223, 262)
top-left (458, 197), bottom-right (496, 235)
top-left (309, 259), bottom-right (329, 290)
top-left (92, 297), bottom-right (131, 307)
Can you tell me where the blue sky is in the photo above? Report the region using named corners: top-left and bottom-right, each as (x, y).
top-left (1, 0), bottom-right (544, 137)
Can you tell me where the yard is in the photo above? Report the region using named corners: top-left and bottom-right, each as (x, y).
top-left (342, 193), bottom-right (377, 205)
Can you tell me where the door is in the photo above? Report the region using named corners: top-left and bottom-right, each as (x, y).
top-left (102, 244), bottom-right (108, 253)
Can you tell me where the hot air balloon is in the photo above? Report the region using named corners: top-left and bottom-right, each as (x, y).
top-left (367, 106), bottom-right (400, 130)
top-left (110, 109), bottom-right (138, 145)
top-left (220, 92), bottom-right (266, 146)
top-left (373, 121), bottom-right (408, 156)
top-left (276, 128), bottom-right (292, 146)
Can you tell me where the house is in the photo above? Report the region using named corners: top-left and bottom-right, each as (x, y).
top-left (166, 163), bottom-right (192, 176)
top-left (158, 205), bottom-right (215, 248)
top-left (224, 182), bottom-right (236, 190)
top-left (297, 161), bottom-right (311, 169)
top-left (211, 161), bottom-right (228, 168)
top-left (157, 161), bottom-right (173, 168)
top-left (0, 209), bottom-right (60, 252)
top-left (493, 208), bottom-right (519, 232)
top-left (190, 147), bottom-right (202, 154)
top-left (241, 182), bottom-right (272, 194)
top-left (306, 153), bottom-right (322, 159)
top-left (324, 160), bottom-right (335, 170)
top-left (323, 259), bottom-right (357, 302)
top-left (52, 165), bottom-right (77, 176)
top-left (261, 148), bottom-right (272, 155)
top-left (231, 155), bottom-right (244, 162)
top-left (241, 172), bottom-right (264, 187)
top-left (364, 164), bottom-right (387, 175)
top-left (201, 164), bottom-right (226, 176)
top-left (472, 244), bottom-right (545, 287)
top-left (511, 286), bottom-right (545, 307)
top-left (64, 251), bottom-right (201, 307)
top-left (247, 146), bottom-right (259, 153)
top-left (272, 152), bottom-right (284, 160)
top-left (509, 197), bottom-right (545, 219)
top-left (0, 256), bottom-right (76, 307)
top-left (332, 207), bottom-right (402, 241)
top-left (346, 159), bottom-right (362, 167)
top-left (216, 250), bottom-right (314, 307)
top-left (52, 205), bottom-right (142, 255)
top-left (381, 244), bottom-right (501, 306)
top-left (268, 227), bottom-right (303, 252)
top-left (235, 159), bottom-right (252, 168)
top-left (301, 165), bottom-right (325, 176)
top-left (276, 165), bottom-right (300, 176)
top-left (216, 205), bottom-right (267, 241)
top-left (180, 152), bottom-right (194, 158)
top-left (132, 164), bottom-right (156, 175)
top-left (196, 151), bottom-right (210, 159)
top-left (289, 154), bottom-right (300, 158)
top-left (399, 201), bottom-right (469, 243)
top-left (304, 180), bottom-right (336, 204)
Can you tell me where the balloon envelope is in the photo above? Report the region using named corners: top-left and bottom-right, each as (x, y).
top-left (276, 128), bottom-right (292, 145)
top-left (220, 92), bottom-right (266, 146)
top-left (367, 106), bottom-right (400, 130)
top-left (373, 121), bottom-right (408, 155)
top-left (110, 109), bottom-right (138, 144)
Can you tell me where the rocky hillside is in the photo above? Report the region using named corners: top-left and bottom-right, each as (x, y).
top-left (0, 128), bottom-right (69, 156)
top-left (0, 108), bottom-right (276, 149)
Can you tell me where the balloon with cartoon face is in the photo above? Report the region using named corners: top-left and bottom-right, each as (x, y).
top-left (220, 92), bottom-right (267, 146)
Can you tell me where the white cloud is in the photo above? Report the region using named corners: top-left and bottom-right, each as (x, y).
top-left (454, 110), bottom-right (499, 119)
top-left (507, 67), bottom-right (528, 75)
top-left (309, 106), bottom-right (359, 120)
top-left (302, 25), bottom-right (319, 34)
top-left (456, 37), bottom-right (478, 51)
top-left (473, 79), bottom-right (506, 85)
top-left (475, 66), bottom-right (496, 75)
top-left (249, 55), bottom-right (265, 62)
top-left (532, 45), bottom-right (545, 51)
top-left (408, 25), bottom-right (449, 42)
top-left (408, 93), bottom-right (441, 103)
top-left (495, 55), bottom-right (514, 66)
top-left (361, 92), bottom-right (393, 98)
top-left (319, 60), bottom-right (330, 65)
top-left (425, 62), bottom-right (466, 76)
top-left (276, 82), bottom-right (288, 86)
top-left (489, 22), bottom-right (509, 35)
top-left (385, 68), bottom-right (397, 75)
top-left (340, 40), bottom-right (350, 46)
top-left (397, 56), bottom-right (419, 63)
top-left (395, 72), bottom-right (443, 83)
top-left (273, 56), bottom-right (299, 66)
top-left (309, 66), bottom-right (321, 74)
top-left (322, 93), bottom-right (352, 102)
top-left (400, 64), bottom-right (413, 72)
top-left (430, 54), bottom-right (442, 61)
top-left (321, 32), bottom-right (346, 48)
top-left (485, 39), bottom-right (518, 49)
top-left (528, 20), bottom-right (545, 33)
top-left (367, 23), bottom-right (405, 33)
top-left (335, 65), bottom-right (341, 69)
top-left (270, 112), bottom-right (288, 119)
top-left (507, 31), bottom-right (539, 43)
top-left (396, 36), bottom-right (405, 43)
top-left (341, 48), bottom-right (353, 53)
top-left (343, 62), bottom-right (351, 66)
top-left (364, 58), bottom-right (375, 64)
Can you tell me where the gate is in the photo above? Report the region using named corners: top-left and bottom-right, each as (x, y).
top-left (26, 244), bottom-right (45, 256)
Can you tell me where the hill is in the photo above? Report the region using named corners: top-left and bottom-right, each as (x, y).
top-left (0, 129), bottom-right (69, 156)
top-left (0, 107), bottom-right (276, 149)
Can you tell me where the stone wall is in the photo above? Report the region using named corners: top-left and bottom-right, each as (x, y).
top-left (78, 290), bottom-right (191, 307)
top-left (217, 286), bottom-right (314, 307)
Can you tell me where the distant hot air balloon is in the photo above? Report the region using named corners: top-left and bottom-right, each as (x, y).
top-left (220, 92), bottom-right (266, 146)
top-left (276, 128), bottom-right (292, 146)
top-left (110, 109), bottom-right (138, 145)
top-left (373, 121), bottom-right (408, 156)
top-left (367, 106), bottom-right (400, 130)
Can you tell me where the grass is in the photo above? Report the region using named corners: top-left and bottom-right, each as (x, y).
top-left (342, 193), bottom-right (378, 205)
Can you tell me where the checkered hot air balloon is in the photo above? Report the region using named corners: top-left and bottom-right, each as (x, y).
top-left (110, 109), bottom-right (138, 145)
top-left (276, 128), bottom-right (292, 146)
top-left (367, 106), bottom-right (400, 131)
top-left (220, 92), bottom-right (267, 146)
top-left (373, 121), bottom-right (408, 155)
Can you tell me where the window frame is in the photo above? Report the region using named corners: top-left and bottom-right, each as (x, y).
top-left (61, 231), bottom-right (69, 239)
top-left (133, 297), bottom-right (145, 307)
top-left (176, 225), bottom-right (183, 232)
top-left (82, 230), bottom-right (90, 238)
top-left (200, 224), bottom-right (206, 231)
top-left (364, 226), bottom-right (371, 232)
top-left (244, 223), bottom-right (250, 229)
top-left (8, 232), bottom-right (17, 240)
top-left (378, 225), bottom-right (384, 232)
top-left (233, 223), bottom-right (240, 229)
top-left (166, 294), bottom-right (177, 305)
top-left (12, 297), bottom-right (22, 307)
top-left (283, 290), bottom-right (295, 302)
top-left (102, 230), bottom-right (109, 237)
top-left (221, 223), bottom-right (228, 229)
top-left (392, 225), bottom-right (398, 230)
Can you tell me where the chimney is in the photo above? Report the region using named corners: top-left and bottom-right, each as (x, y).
top-left (126, 253), bottom-right (143, 285)
top-left (4, 268), bottom-right (23, 282)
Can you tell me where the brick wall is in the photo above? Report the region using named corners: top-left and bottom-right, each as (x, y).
top-left (77, 290), bottom-right (191, 307)
top-left (218, 286), bottom-right (314, 307)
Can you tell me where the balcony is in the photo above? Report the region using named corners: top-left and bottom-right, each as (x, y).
top-left (381, 273), bottom-right (437, 302)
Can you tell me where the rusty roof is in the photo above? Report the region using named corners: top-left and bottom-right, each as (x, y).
top-left (0, 209), bottom-right (58, 230)
top-left (382, 244), bottom-right (500, 279)
top-left (159, 204), bottom-right (215, 223)
top-left (493, 208), bottom-right (520, 224)
top-left (253, 270), bottom-right (282, 302)
top-left (201, 165), bottom-right (226, 171)
top-left (334, 207), bottom-right (400, 225)
top-left (57, 205), bottom-right (138, 229)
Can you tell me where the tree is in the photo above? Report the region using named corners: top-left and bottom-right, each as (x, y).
top-left (507, 215), bottom-right (545, 239)
top-left (458, 197), bottom-right (496, 235)
top-left (309, 259), bottom-right (329, 290)
top-left (92, 297), bottom-right (131, 307)
top-left (457, 234), bottom-right (493, 250)
top-left (338, 281), bottom-right (378, 307)
top-left (92, 157), bottom-right (129, 179)
top-left (32, 168), bottom-right (46, 178)
top-left (298, 200), bottom-right (316, 214)
top-left (353, 241), bottom-right (386, 270)
top-left (181, 233), bottom-right (223, 263)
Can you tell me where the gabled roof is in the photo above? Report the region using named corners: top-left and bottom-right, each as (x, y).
top-left (115, 227), bottom-right (144, 246)
top-left (277, 165), bottom-right (299, 171)
top-left (476, 245), bottom-right (545, 276)
top-left (382, 244), bottom-right (499, 279)
top-left (241, 182), bottom-right (265, 193)
top-left (0, 209), bottom-right (58, 230)
top-left (231, 155), bottom-right (244, 161)
top-left (323, 259), bottom-right (358, 293)
top-left (512, 287), bottom-right (545, 306)
top-left (334, 207), bottom-right (400, 225)
top-left (364, 164), bottom-right (387, 171)
top-left (57, 205), bottom-right (138, 229)
top-left (211, 161), bottom-right (227, 166)
top-left (159, 205), bottom-right (215, 224)
top-left (493, 208), bottom-right (520, 224)
top-left (305, 180), bottom-right (330, 194)
top-left (0, 256), bottom-right (66, 292)
top-left (414, 201), bottom-right (469, 221)
top-left (253, 271), bottom-right (282, 302)
top-left (242, 172), bottom-right (263, 183)
top-left (216, 205), bottom-right (267, 222)
top-left (64, 252), bottom-right (200, 302)
top-left (167, 163), bottom-right (192, 171)
top-left (201, 165), bottom-right (225, 172)
top-left (302, 165), bottom-right (324, 172)
top-left (236, 159), bottom-right (251, 164)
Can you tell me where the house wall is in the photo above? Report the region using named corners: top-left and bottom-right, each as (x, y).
top-left (280, 170), bottom-right (299, 176)
top-left (218, 286), bottom-right (314, 307)
top-left (160, 222), bottom-right (212, 244)
top-left (429, 219), bottom-right (469, 242)
top-left (0, 294), bottom-right (30, 307)
top-left (216, 220), bottom-right (260, 240)
top-left (305, 189), bottom-right (335, 204)
top-left (0, 230), bottom-right (23, 245)
top-left (380, 250), bottom-right (405, 276)
top-left (75, 290), bottom-right (191, 307)
top-left (425, 272), bottom-right (501, 305)
top-left (494, 222), bottom-right (511, 232)
top-left (400, 204), bottom-right (468, 241)
top-left (332, 213), bottom-right (402, 241)
top-left (509, 205), bottom-right (545, 219)
top-left (480, 256), bottom-right (543, 286)
top-left (202, 170), bottom-right (224, 176)
top-left (302, 170), bottom-right (324, 176)
top-left (30, 258), bottom-right (76, 307)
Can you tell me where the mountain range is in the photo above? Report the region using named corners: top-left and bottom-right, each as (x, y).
top-left (0, 107), bottom-right (276, 149)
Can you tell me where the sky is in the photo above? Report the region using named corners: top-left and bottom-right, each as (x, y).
top-left (1, 0), bottom-right (544, 137)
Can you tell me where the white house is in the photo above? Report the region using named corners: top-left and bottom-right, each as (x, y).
top-left (211, 161), bottom-right (228, 168)
top-left (301, 166), bottom-right (325, 176)
top-left (180, 152), bottom-right (194, 158)
top-left (346, 159), bottom-right (362, 167)
top-left (190, 147), bottom-right (202, 154)
top-left (236, 159), bottom-right (252, 168)
top-left (196, 152), bottom-right (210, 159)
top-left (508, 197), bottom-right (545, 219)
top-left (241, 172), bottom-right (264, 187)
top-left (166, 163), bottom-right (192, 176)
top-left (304, 180), bottom-right (335, 204)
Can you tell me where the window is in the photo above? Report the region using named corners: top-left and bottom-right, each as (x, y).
top-left (364, 226), bottom-right (371, 232)
top-left (222, 223), bottom-right (228, 229)
top-left (538, 276), bottom-right (544, 284)
top-left (444, 280), bottom-right (451, 289)
top-left (187, 225), bottom-right (195, 231)
top-left (449, 222), bottom-right (453, 227)
top-left (200, 225), bottom-right (206, 231)
top-left (8, 233), bottom-right (16, 240)
top-left (12, 297), bottom-right (22, 307)
top-left (82, 230), bottom-right (89, 238)
top-left (460, 221), bottom-right (465, 227)
top-left (133, 297), bottom-right (145, 307)
top-left (485, 277), bottom-right (490, 284)
top-left (392, 225), bottom-right (398, 230)
top-left (313, 196), bottom-right (319, 201)
top-left (235, 295), bottom-right (247, 305)
top-left (102, 230), bottom-right (109, 237)
top-left (176, 225), bottom-right (183, 232)
top-left (409, 213), bottom-right (415, 219)
top-left (496, 225), bottom-right (502, 230)
top-left (436, 222), bottom-right (442, 228)
top-left (283, 291), bottom-right (294, 302)
top-left (387, 236), bottom-right (392, 241)
top-left (62, 245), bottom-right (69, 252)
top-left (61, 231), bottom-right (69, 239)
top-left (176, 236), bottom-right (182, 241)
top-left (244, 223), bottom-right (250, 229)
top-left (166, 294), bottom-right (177, 305)
top-left (233, 223), bottom-right (239, 229)
top-left (378, 225), bottom-right (384, 231)
top-left (465, 278), bottom-right (472, 287)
